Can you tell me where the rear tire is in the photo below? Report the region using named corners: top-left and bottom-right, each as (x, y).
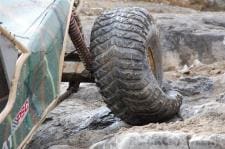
top-left (90, 7), bottom-right (182, 125)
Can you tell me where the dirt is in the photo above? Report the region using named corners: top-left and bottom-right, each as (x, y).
top-left (111, 60), bottom-right (225, 135)
top-left (78, 0), bottom-right (197, 16)
top-left (124, 112), bottom-right (225, 135)
top-left (142, 0), bottom-right (225, 11)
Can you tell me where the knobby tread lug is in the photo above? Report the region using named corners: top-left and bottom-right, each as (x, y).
top-left (91, 19), bottom-right (148, 38)
top-left (96, 11), bottom-right (150, 29)
top-left (92, 18), bottom-right (148, 36)
top-left (92, 25), bottom-right (147, 43)
top-left (91, 34), bottom-right (145, 50)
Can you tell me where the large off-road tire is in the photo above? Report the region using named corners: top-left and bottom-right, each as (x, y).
top-left (90, 7), bottom-right (182, 125)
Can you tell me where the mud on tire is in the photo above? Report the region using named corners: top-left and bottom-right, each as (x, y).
top-left (90, 7), bottom-right (182, 125)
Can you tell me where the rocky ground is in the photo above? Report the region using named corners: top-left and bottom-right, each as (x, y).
top-left (140, 0), bottom-right (225, 11)
top-left (28, 0), bottom-right (225, 148)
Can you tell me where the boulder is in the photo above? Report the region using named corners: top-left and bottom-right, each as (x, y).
top-left (90, 132), bottom-right (190, 149)
top-left (28, 84), bottom-right (127, 149)
top-left (164, 76), bottom-right (213, 96)
top-left (142, 0), bottom-right (225, 10)
top-left (189, 134), bottom-right (225, 149)
top-left (155, 12), bottom-right (225, 70)
top-left (91, 132), bottom-right (225, 149)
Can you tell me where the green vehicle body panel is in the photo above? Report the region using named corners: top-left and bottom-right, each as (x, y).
top-left (0, 0), bottom-right (72, 148)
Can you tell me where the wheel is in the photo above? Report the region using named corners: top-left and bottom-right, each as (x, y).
top-left (90, 7), bottom-right (182, 125)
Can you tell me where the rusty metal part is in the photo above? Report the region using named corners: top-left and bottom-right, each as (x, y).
top-left (73, 0), bottom-right (80, 8)
top-left (58, 70), bottom-right (94, 104)
top-left (57, 83), bottom-right (79, 105)
top-left (64, 52), bottom-right (80, 61)
top-left (61, 71), bottom-right (94, 83)
top-left (147, 47), bottom-right (157, 77)
top-left (72, 9), bottom-right (84, 39)
top-left (69, 10), bottom-right (92, 71)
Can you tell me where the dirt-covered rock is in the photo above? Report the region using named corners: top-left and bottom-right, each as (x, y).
top-left (79, 0), bottom-right (197, 16)
top-left (135, 0), bottom-right (225, 11)
top-left (164, 76), bottom-right (213, 96)
top-left (156, 13), bottom-right (225, 70)
top-left (189, 134), bottom-right (225, 149)
top-left (90, 132), bottom-right (225, 149)
top-left (90, 132), bottom-right (190, 149)
top-left (28, 84), bottom-right (129, 149)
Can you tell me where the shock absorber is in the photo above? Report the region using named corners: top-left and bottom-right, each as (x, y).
top-left (69, 10), bottom-right (92, 72)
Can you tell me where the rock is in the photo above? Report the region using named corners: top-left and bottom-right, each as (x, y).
top-left (217, 93), bottom-right (225, 103)
top-left (69, 83), bottom-right (103, 101)
top-left (142, 0), bottom-right (225, 11)
top-left (189, 135), bottom-right (225, 149)
top-left (28, 84), bottom-right (127, 149)
top-left (203, 0), bottom-right (225, 10)
top-left (91, 133), bottom-right (225, 149)
top-left (180, 101), bottom-right (225, 119)
top-left (166, 76), bottom-right (213, 96)
top-left (155, 12), bottom-right (225, 70)
top-left (48, 145), bottom-right (74, 149)
top-left (80, 1), bottom-right (104, 16)
top-left (90, 132), bottom-right (190, 149)
top-left (79, 0), bottom-right (197, 16)
top-left (223, 36), bottom-right (225, 45)
top-left (179, 65), bottom-right (190, 74)
top-left (192, 59), bottom-right (203, 67)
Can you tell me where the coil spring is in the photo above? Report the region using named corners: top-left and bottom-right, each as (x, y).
top-left (69, 10), bottom-right (92, 71)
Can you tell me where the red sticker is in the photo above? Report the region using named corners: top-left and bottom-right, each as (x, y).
top-left (11, 99), bottom-right (29, 133)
